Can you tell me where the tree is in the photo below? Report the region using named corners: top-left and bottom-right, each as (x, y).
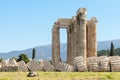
top-left (17, 54), bottom-right (30, 63)
top-left (109, 42), bottom-right (115, 56)
top-left (32, 48), bottom-right (36, 60)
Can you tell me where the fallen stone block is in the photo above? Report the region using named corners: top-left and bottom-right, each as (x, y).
top-left (87, 57), bottom-right (100, 72)
top-left (109, 56), bottom-right (120, 72)
top-left (74, 56), bottom-right (87, 72)
top-left (55, 62), bottom-right (74, 72)
top-left (41, 60), bottom-right (54, 71)
top-left (99, 56), bottom-right (110, 72)
top-left (18, 61), bottom-right (28, 71)
top-left (27, 60), bottom-right (42, 71)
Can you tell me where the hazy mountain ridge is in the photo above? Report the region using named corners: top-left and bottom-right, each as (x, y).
top-left (0, 39), bottom-right (120, 60)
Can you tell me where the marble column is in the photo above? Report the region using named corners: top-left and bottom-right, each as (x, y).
top-left (76, 18), bottom-right (81, 57)
top-left (86, 21), bottom-right (91, 58)
top-left (89, 17), bottom-right (97, 57)
top-left (52, 23), bottom-right (60, 66)
top-left (67, 26), bottom-right (72, 64)
top-left (77, 8), bottom-right (87, 59)
top-left (72, 20), bottom-right (77, 58)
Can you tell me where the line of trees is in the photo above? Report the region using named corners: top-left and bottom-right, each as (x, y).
top-left (98, 42), bottom-right (119, 56)
top-left (17, 48), bottom-right (36, 63)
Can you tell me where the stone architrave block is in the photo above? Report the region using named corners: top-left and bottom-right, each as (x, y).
top-left (27, 60), bottom-right (42, 71)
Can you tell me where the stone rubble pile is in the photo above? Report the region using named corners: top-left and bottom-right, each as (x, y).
top-left (0, 56), bottom-right (120, 72)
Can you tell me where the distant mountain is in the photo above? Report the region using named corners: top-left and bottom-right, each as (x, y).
top-left (97, 39), bottom-right (120, 50)
top-left (0, 39), bottom-right (120, 61)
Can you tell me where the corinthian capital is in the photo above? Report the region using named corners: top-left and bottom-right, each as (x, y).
top-left (76, 8), bottom-right (87, 21)
top-left (90, 17), bottom-right (98, 24)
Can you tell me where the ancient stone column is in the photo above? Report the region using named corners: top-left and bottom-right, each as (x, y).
top-left (67, 16), bottom-right (78, 65)
top-left (52, 23), bottom-right (60, 66)
top-left (86, 21), bottom-right (91, 58)
top-left (67, 26), bottom-right (72, 64)
top-left (86, 17), bottom-right (97, 57)
top-left (75, 17), bottom-right (81, 57)
top-left (72, 18), bottom-right (77, 58)
top-left (77, 8), bottom-right (87, 59)
top-left (89, 17), bottom-right (97, 57)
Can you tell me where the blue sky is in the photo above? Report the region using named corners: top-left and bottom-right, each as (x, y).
top-left (0, 0), bottom-right (120, 52)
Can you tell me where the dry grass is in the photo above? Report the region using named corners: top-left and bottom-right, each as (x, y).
top-left (0, 72), bottom-right (120, 80)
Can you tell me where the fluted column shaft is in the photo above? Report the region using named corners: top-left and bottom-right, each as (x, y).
top-left (77, 8), bottom-right (87, 59)
top-left (67, 26), bottom-right (72, 64)
top-left (52, 25), bottom-right (60, 66)
top-left (86, 17), bottom-right (97, 57)
top-left (90, 17), bottom-right (97, 57)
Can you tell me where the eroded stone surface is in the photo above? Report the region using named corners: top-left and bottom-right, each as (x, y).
top-left (73, 56), bottom-right (87, 71)
top-left (55, 62), bottom-right (74, 72)
top-left (41, 60), bottom-right (54, 71)
top-left (109, 56), bottom-right (120, 72)
top-left (18, 61), bottom-right (28, 71)
top-left (1, 59), bottom-right (18, 72)
top-left (27, 60), bottom-right (42, 71)
top-left (87, 57), bottom-right (100, 72)
top-left (52, 8), bottom-right (97, 66)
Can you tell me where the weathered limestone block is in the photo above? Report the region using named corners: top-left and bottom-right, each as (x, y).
top-left (56, 62), bottom-right (74, 72)
top-left (41, 60), bottom-right (54, 71)
top-left (109, 56), bottom-right (120, 72)
top-left (18, 61), bottom-right (28, 71)
top-left (87, 57), bottom-right (100, 72)
top-left (27, 60), bottom-right (42, 71)
top-left (4, 66), bottom-right (18, 72)
top-left (73, 56), bottom-right (87, 71)
top-left (1, 59), bottom-right (18, 72)
top-left (1, 60), bottom-right (7, 72)
top-left (57, 18), bottom-right (71, 27)
top-left (99, 56), bottom-right (110, 72)
top-left (8, 59), bottom-right (18, 66)
top-left (7, 59), bottom-right (18, 72)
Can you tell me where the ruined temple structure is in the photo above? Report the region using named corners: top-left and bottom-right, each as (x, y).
top-left (52, 8), bottom-right (97, 66)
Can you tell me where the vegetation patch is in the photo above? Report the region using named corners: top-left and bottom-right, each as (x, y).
top-left (0, 72), bottom-right (120, 80)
